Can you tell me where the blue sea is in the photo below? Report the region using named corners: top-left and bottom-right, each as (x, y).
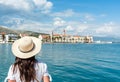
top-left (0, 43), bottom-right (120, 82)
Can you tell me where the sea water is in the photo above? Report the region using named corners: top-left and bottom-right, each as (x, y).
top-left (0, 43), bottom-right (120, 82)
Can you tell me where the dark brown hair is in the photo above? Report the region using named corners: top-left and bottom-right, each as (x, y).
top-left (13, 56), bottom-right (39, 82)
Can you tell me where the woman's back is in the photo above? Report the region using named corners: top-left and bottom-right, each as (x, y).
top-left (7, 61), bottom-right (49, 82)
top-left (6, 36), bottom-right (51, 82)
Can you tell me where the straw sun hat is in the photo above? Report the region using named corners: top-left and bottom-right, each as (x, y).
top-left (12, 36), bottom-right (42, 59)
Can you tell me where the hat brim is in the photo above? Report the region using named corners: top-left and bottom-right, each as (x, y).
top-left (12, 36), bottom-right (42, 59)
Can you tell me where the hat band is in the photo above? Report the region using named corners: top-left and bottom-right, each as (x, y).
top-left (18, 43), bottom-right (35, 53)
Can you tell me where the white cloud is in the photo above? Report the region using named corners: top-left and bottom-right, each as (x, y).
top-left (44, 1), bottom-right (53, 10)
top-left (100, 14), bottom-right (107, 17)
top-left (67, 21), bottom-right (90, 32)
top-left (84, 14), bottom-right (95, 21)
top-left (0, 0), bottom-right (120, 37)
top-left (53, 17), bottom-right (66, 27)
top-left (96, 26), bottom-right (112, 34)
top-left (0, 0), bottom-right (53, 13)
top-left (33, 0), bottom-right (53, 13)
top-left (52, 9), bottom-right (80, 17)
top-left (93, 22), bottom-right (120, 37)
top-left (4, 17), bottom-right (24, 25)
top-left (33, 0), bottom-right (46, 6)
top-left (52, 17), bottom-right (92, 35)
top-left (16, 22), bottom-right (53, 33)
top-left (65, 25), bottom-right (74, 31)
top-left (53, 17), bottom-right (61, 21)
top-left (76, 24), bottom-right (89, 33)
top-left (0, 0), bottom-right (30, 10)
top-left (52, 10), bottom-right (95, 22)
top-left (96, 22), bottom-right (114, 34)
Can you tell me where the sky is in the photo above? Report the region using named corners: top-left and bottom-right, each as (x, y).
top-left (0, 0), bottom-right (120, 37)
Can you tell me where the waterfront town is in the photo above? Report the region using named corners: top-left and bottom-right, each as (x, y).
top-left (0, 30), bottom-right (93, 43)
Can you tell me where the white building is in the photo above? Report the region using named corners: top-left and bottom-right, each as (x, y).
top-left (0, 34), bottom-right (18, 43)
top-left (52, 34), bottom-right (93, 43)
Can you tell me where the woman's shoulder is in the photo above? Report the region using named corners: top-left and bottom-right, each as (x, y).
top-left (8, 64), bottom-right (14, 70)
top-left (36, 61), bottom-right (48, 68)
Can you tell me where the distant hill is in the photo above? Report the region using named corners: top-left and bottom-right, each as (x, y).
top-left (0, 26), bottom-right (49, 37)
top-left (0, 26), bottom-right (18, 34)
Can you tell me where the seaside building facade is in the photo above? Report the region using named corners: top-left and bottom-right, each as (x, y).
top-left (0, 35), bottom-right (3, 42)
top-left (6, 34), bottom-right (19, 42)
top-left (49, 30), bottom-right (93, 43)
top-left (0, 30), bottom-right (93, 43)
top-left (40, 34), bottom-right (50, 42)
top-left (0, 33), bottom-right (19, 43)
top-left (52, 34), bottom-right (93, 43)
